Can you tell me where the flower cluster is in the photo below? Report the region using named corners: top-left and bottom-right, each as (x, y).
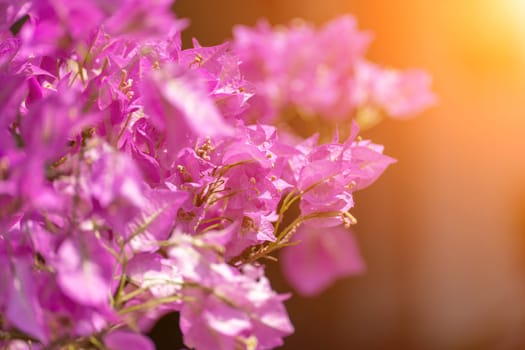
top-left (0, 1), bottom-right (434, 349)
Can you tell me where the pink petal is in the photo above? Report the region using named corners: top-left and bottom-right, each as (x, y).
top-left (55, 236), bottom-right (113, 307)
top-left (6, 258), bottom-right (48, 342)
top-left (281, 224), bottom-right (365, 296)
top-left (104, 331), bottom-right (155, 350)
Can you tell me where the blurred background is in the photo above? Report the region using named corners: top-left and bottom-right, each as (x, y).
top-left (165, 1), bottom-right (525, 349)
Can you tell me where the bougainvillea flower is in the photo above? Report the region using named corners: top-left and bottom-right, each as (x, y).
top-left (126, 188), bottom-right (187, 252)
top-left (0, 3), bottom-right (433, 349)
top-left (5, 257), bottom-right (48, 342)
top-left (54, 234), bottom-right (114, 307)
top-left (232, 16), bottom-right (371, 121)
top-left (104, 330), bottom-right (155, 350)
top-left (354, 60), bottom-right (436, 118)
top-left (141, 64), bottom-right (233, 154)
top-left (281, 224), bottom-right (365, 296)
top-left (168, 236), bottom-right (293, 350)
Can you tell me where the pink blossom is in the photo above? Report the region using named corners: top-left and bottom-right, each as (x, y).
top-left (104, 0), bottom-right (187, 40)
top-left (281, 224), bottom-right (365, 296)
top-left (354, 61), bottom-right (436, 118)
top-left (126, 253), bottom-right (183, 299)
top-left (233, 16), bottom-right (434, 123)
top-left (5, 257), bottom-right (48, 342)
top-left (126, 188), bottom-right (187, 253)
top-left (168, 237), bottom-right (293, 350)
top-left (180, 40), bottom-right (255, 120)
top-left (104, 330), bottom-right (155, 350)
top-left (54, 234), bottom-right (114, 307)
top-left (141, 64), bottom-right (233, 154)
top-left (0, 2), bottom-right (434, 348)
top-left (233, 16), bottom-right (371, 121)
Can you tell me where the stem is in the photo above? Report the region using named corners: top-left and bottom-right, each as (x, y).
top-left (244, 211), bottom-right (343, 265)
top-left (115, 112), bottom-right (133, 146)
top-left (118, 295), bottom-right (184, 315)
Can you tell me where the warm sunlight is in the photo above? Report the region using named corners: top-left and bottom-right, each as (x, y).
top-left (502, 0), bottom-right (525, 52)
top-left (486, 0), bottom-right (525, 51)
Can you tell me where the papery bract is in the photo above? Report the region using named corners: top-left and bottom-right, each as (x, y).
top-left (233, 16), bottom-right (371, 121)
top-left (141, 65), bottom-right (233, 145)
top-left (5, 257), bottom-right (48, 342)
top-left (0, 4), bottom-right (433, 350)
top-left (281, 224), bottom-right (365, 296)
top-left (104, 330), bottom-right (155, 350)
top-left (168, 234), bottom-right (293, 350)
top-left (54, 234), bottom-right (114, 307)
top-left (354, 61), bottom-right (436, 118)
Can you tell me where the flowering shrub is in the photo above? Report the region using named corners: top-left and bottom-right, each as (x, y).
top-left (0, 1), bottom-right (434, 349)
